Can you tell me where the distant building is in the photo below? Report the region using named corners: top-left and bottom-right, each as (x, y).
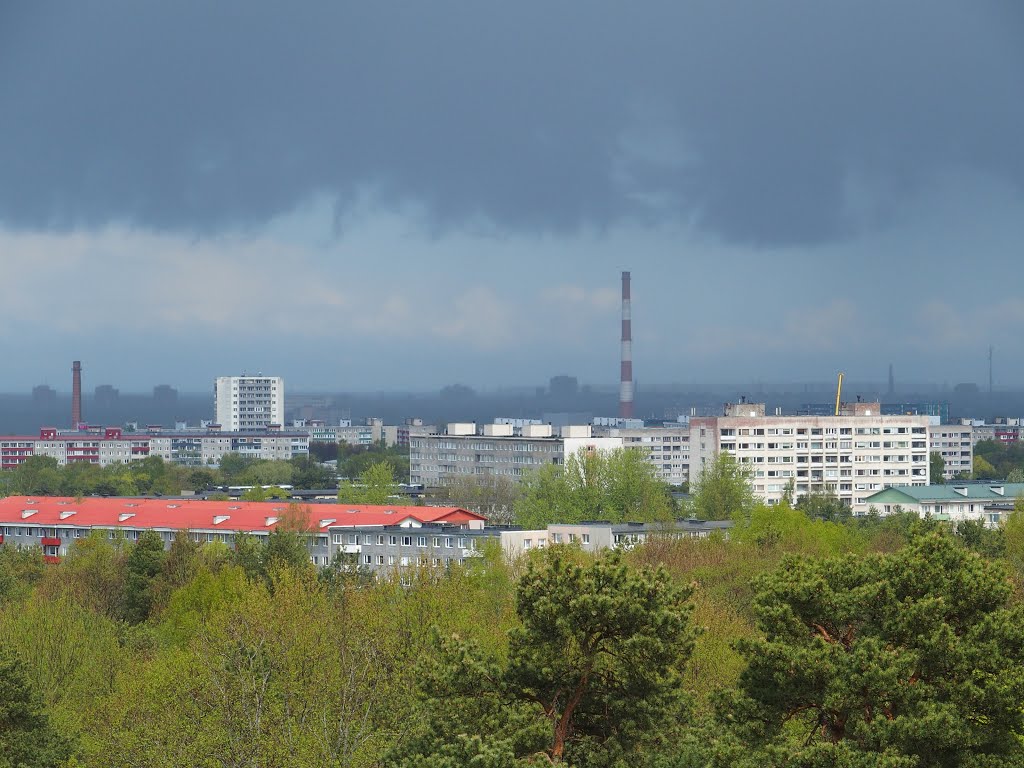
top-left (548, 375), bottom-right (579, 398)
top-left (409, 423), bottom-right (620, 487)
top-left (94, 384), bottom-right (119, 408)
top-left (153, 384), bottom-right (178, 407)
top-left (31, 385), bottom-right (57, 407)
top-left (411, 421), bottom-right (694, 488)
top-left (214, 375), bottom-right (284, 432)
top-left (0, 426), bottom-right (306, 469)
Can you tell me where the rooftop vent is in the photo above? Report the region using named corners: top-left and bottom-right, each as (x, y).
top-left (990, 486), bottom-right (1005, 496)
top-left (21, 510), bottom-right (37, 519)
top-left (118, 513), bottom-right (135, 522)
top-left (59, 511), bottom-right (77, 520)
top-left (319, 519), bottom-right (336, 528)
top-left (953, 486), bottom-right (968, 496)
top-left (265, 516), bottom-right (279, 526)
top-left (167, 504), bottom-right (180, 509)
top-left (213, 515), bottom-right (230, 525)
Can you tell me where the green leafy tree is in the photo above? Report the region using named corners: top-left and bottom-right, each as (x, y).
top-left (0, 646), bottom-right (73, 768)
top-left (515, 448), bottom-right (673, 529)
top-left (974, 454), bottom-right (998, 481)
top-left (123, 530), bottom-right (168, 623)
top-left (929, 451), bottom-right (945, 484)
top-left (338, 460), bottom-right (398, 505)
top-left (795, 488), bottom-right (850, 523)
top-left (689, 452), bottom-right (755, 522)
top-left (727, 534), bottom-right (1024, 766)
top-left (392, 549), bottom-right (695, 766)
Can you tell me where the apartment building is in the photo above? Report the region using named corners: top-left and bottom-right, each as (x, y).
top-left (214, 375), bottom-right (285, 432)
top-left (0, 496), bottom-right (485, 566)
top-left (927, 424), bottom-right (973, 480)
top-left (1, 428), bottom-right (151, 469)
top-left (0, 427), bottom-right (307, 469)
top-left (690, 402), bottom-right (931, 514)
top-left (409, 423), bottom-right (622, 487)
top-left (147, 429), bottom-right (309, 466)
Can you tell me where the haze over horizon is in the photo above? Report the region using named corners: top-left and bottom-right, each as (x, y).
top-left (2, 1), bottom-right (1022, 393)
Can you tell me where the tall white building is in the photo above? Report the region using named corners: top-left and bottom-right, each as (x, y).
top-left (690, 402), bottom-right (931, 515)
top-left (214, 375), bottom-right (285, 432)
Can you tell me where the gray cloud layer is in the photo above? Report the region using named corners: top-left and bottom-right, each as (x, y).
top-left (2, 0), bottom-right (1021, 245)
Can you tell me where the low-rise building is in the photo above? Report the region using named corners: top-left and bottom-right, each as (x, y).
top-left (862, 483), bottom-right (1024, 527)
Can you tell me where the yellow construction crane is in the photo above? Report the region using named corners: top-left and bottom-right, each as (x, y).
top-left (834, 372), bottom-right (844, 416)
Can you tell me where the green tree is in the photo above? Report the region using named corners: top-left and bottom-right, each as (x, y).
top-left (392, 549), bottom-right (695, 766)
top-left (515, 448), bottom-right (673, 529)
top-left (795, 488), bottom-right (850, 523)
top-left (123, 530), bottom-right (168, 623)
top-left (727, 534), bottom-right (1024, 766)
top-left (974, 454), bottom-right (998, 481)
top-left (929, 451), bottom-right (945, 484)
top-left (0, 646), bottom-right (72, 768)
top-left (338, 460), bottom-right (398, 505)
top-left (689, 452), bottom-right (755, 522)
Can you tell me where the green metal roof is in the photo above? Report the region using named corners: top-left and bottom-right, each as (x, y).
top-left (865, 483), bottom-right (1024, 504)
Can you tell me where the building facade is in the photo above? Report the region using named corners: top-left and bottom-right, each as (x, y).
top-left (863, 483), bottom-right (1024, 528)
top-left (927, 424), bottom-right (973, 480)
top-left (214, 375), bottom-right (285, 432)
top-left (690, 402), bottom-right (932, 514)
top-left (0, 427), bottom-right (307, 469)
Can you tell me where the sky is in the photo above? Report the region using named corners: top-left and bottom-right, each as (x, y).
top-left (1, 1), bottom-right (1022, 393)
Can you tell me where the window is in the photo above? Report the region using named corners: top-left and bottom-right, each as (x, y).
top-left (402, 536), bottom-right (412, 547)
top-left (417, 536), bottom-right (427, 547)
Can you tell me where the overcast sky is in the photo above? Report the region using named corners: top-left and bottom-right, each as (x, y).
top-left (1, 1), bottom-right (1022, 393)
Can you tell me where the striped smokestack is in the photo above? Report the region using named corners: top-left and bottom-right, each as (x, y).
top-left (71, 360), bottom-right (82, 427)
top-left (619, 271), bottom-right (633, 419)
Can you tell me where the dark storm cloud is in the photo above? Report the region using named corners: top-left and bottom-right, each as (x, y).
top-left (0, 0), bottom-right (1021, 244)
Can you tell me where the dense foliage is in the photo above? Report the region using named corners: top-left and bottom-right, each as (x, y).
top-left (3, 498), bottom-right (1024, 766)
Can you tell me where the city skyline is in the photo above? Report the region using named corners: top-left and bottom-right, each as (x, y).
top-left (1, 2), bottom-right (1022, 391)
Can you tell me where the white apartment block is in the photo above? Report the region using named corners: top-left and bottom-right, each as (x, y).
top-left (927, 424), bottom-right (973, 480)
top-left (689, 402), bottom-right (931, 515)
top-left (214, 376), bottom-right (284, 432)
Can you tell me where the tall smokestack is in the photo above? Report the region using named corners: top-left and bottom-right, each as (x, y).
top-left (619, 271), bottom-right (633, 419)
top-left (71, 360), bottom-right (82, 427)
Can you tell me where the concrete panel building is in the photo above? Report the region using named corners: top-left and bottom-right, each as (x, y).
top-left (927, 424), bottom-right (973, 480)
top-left (690, 402), bottom-right (931, 514)
top-left (214, 375), bottom-right (284, 432)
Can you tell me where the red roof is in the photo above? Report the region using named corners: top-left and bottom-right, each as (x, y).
top-left (0, 496), bottom-right (484, 533)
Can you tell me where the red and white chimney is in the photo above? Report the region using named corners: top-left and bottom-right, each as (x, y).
top-left (619, 271), bottom-right (633, 419)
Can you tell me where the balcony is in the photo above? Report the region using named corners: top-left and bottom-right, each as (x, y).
top-left (41, 537), bottom-right (61, 547)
